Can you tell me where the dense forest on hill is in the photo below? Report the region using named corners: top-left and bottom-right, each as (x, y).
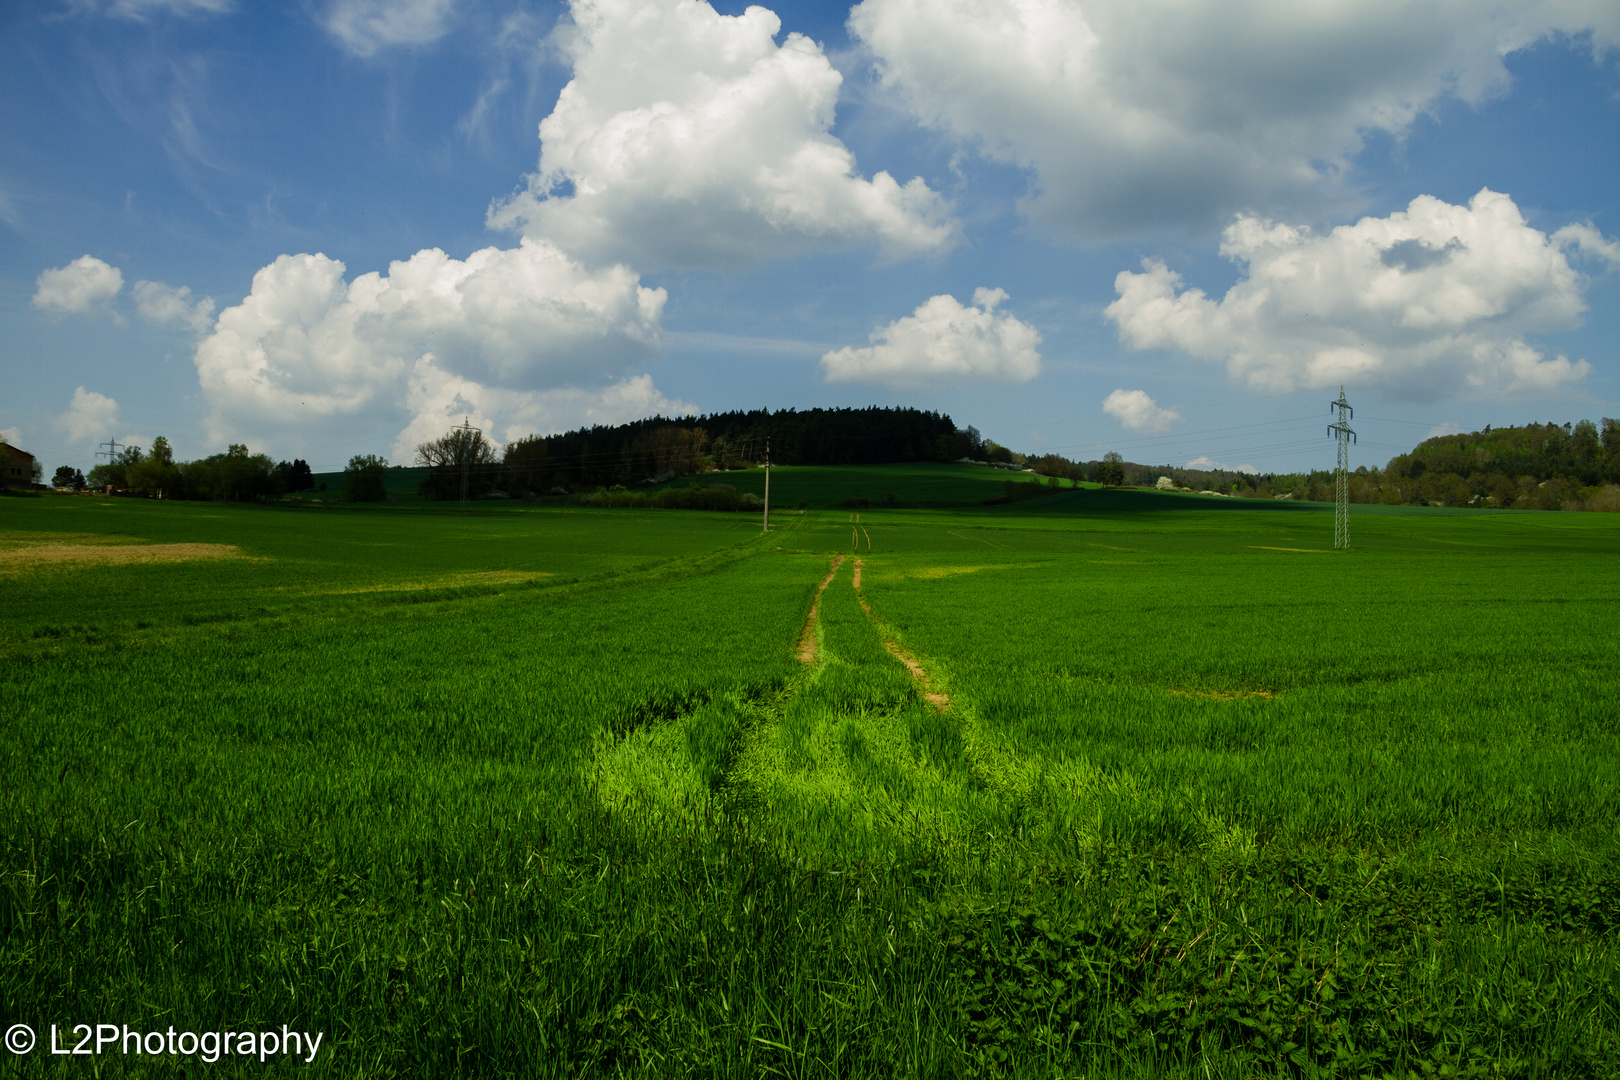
top-left (490, 407), bottom-right (985, 494)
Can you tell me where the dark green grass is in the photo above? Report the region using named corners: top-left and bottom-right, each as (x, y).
top-left (650, 461), bottom-right (1080, 509)
top-left (850, 510), bottom-right (1620, 1075)
top-left (0, 495), bottom-right (764, 642)
top-left (301, 465), bottom-right (429, 499)
top-left (297, 461), bottom-right (1072, 510)
top-left (2, 492), bottom-right (1617, 1077)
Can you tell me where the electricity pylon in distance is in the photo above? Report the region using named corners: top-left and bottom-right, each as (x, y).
top-left (456, 417), bottom-right (481, 505)
top-left (1327, 386), bottom-right (1356, 550)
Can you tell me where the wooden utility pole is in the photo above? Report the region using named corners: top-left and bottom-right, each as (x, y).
top-left (762, 438), bottom-right (770, 532)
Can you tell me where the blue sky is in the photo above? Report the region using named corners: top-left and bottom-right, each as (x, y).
top-left (4, 0), bottom-right (1618, 477)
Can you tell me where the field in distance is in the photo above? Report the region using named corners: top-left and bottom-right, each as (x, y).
top-left (2, 475), bottom-right (1616, 1078)
top-left (299, 461), bottom-right (1089, 509)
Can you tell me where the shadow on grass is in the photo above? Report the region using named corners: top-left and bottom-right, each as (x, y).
top-left (1006, 488), bottom-right (1324, 515)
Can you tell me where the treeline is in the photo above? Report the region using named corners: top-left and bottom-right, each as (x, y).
top-left (1234, 419), bottom-right (1620, 511)
top-left (1377, 419), bottom-right (1619, 510)
top-left (61, 439), bottom-right (315, 501)
top-left (418, 407), bottom-right (987, 498)
top-left (1079, 418), bottom-right (1620, 511)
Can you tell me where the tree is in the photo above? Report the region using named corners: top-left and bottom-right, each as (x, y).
top-left (180, 443), bottom-right (278, 501)
top-left (128, 436), bottom-right (182, 497)
top-left (629, 425), bottom-right (710, 478)
top-left (417, 425), bottom-right (499, 500)
top-left (343, 454), bottom-right (389, 502)
top-left (1097, 451), bottom-right (1126, 487)
top-left (503, 436), bottom-right (550, 496)
top-left (86, 444), bottom-right (144, 490)
top-left (1571, 419), bottom-right (1601, 461)
top-left (52, 465), bottom-right (85, 491)
top-left (275, 458), bottom-right (315, 492)
top-left (962, 425), bottom-right (985, 459)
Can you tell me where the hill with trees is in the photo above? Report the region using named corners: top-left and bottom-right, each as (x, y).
top-left (1036, 419), bottom-right (1620, 512)
top-left (1375, 419), bottom-right (1619, 510)
top-left (467, 407), bottom-right (987, 497)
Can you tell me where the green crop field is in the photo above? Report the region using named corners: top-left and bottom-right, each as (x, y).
top-left (3, 472), bottom-right (1617, 1078)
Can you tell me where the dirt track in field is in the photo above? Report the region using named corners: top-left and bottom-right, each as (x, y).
top-left (796, 555), bottom-right (845, 664)
top-left (852, 559), bottom-right (949, 712)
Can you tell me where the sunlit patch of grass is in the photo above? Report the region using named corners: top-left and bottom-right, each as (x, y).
top-left (0, 539), bottom-right (255, 571)
top-left (318, 569), bottom-right (551, 594)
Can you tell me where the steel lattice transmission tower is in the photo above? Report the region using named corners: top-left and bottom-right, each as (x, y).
top-left (456, 416), bottom-right (481, 505)
top-left (1327, 386), bottom-right (1356, 550)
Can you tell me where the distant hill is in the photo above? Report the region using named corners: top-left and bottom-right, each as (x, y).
top-left (500, 407), bottom-right (984, 493)
top-left (1377, 419), bottom-right (1619, 510)
top-left (317, 414), bottom-right (1618, 514)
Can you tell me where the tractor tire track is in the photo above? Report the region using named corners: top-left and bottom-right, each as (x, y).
top-left (852, 559), bottom-right (949, 712)
top-left (795, 555), bottom-right (845, 665)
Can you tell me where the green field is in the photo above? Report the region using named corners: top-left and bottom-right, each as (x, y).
top-left (298, 461), bottom-right (1083, 509)
top-left (3, 473), bottom-right (1617, 1078)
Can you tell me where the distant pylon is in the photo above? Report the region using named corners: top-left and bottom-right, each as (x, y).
top-left (456, 416), bottom-right (481, 505)
top-left (1327, 386), bottom-right (1356, 550)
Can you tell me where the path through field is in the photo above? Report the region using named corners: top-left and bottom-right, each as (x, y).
top-left (794, 554), bottom-right (844, 664)
top-left (852, 558), bottom-right (949, 711)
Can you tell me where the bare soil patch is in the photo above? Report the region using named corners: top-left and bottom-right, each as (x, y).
top-left (795, 555), bottom-right (845, 664)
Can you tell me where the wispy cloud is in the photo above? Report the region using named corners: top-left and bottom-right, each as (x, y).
top-left (75, 0), bottom-right (232, 19)
top-left (133, 280), bottom-right (216, 333)
top-left (322, 0), bottom-right (459, 58)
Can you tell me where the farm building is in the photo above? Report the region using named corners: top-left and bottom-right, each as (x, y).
top-left (1, 440), bottom-right (38, 489)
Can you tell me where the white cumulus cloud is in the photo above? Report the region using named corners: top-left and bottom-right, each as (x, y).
top-left (321, 0), bottom-right (457, 56)
top-left (1102, 389), bottom-right (1181, 434)
top-left (820, 287), bottom-right (1041, 388)
top-left (850, 0), bottom-right (1620, 240)
top-left (195, 238), bottom-right (669, 447)
top-left (133, 280), bottom-right (216, 334)
top-left (1105, 189), bottom-right (1606, 400)
top-left (488, 0), bottom-right (956, 269)
top-left (56, 387), bottom-right (122, 443)
top-left (33, 256), bottom-right (124, 318)
top-left (392, 362), bottom-right (696, 461)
